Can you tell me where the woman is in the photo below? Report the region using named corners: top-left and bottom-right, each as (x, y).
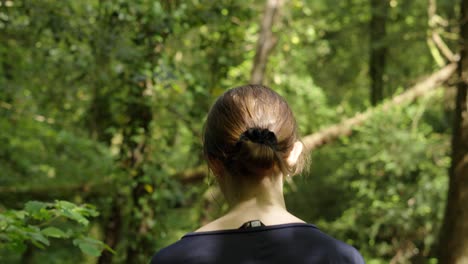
top-left (151, 84), bottom-right (365, 263)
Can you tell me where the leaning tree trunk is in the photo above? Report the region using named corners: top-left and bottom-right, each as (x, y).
top-left (438, 0), bottom-right (468, 262)
top-left (369, 0), bottom-right (389, 105)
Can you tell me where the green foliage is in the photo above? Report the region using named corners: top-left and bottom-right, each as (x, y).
top-left (0, 114), bottom-right (114, 189)
top-left (288, 92), bottom-right (450, 262)
top-left (0, 200), bottom-right (113, 257)
top-left (0, 0), bottom-right (458, 262)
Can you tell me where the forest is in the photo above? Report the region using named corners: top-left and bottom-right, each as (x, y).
top-left (0, 0), bottom-right (467, 263)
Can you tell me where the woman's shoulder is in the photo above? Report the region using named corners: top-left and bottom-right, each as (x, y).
top-left (264, 223), bottom-right (365, 263)
top-left (290, 224), bottom-right (365, 262)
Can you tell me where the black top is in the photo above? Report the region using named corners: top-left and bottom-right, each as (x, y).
top-left (151, 223), bottom-right (365, 264)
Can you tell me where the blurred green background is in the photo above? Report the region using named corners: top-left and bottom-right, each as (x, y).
top-left (0, 0), bottom-right (465, 263)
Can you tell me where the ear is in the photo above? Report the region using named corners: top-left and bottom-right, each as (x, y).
top-left (286, 141), bottom-right (303, 167)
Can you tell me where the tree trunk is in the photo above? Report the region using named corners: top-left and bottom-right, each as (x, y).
top-left (98, 80), bottom-right (153, 264)
top-left (123, 82), bottom-right (154, 263)
top-left (97, 201), bottom-right (122, 264)
top-left (369, 0), bottom-right (389, 105)
top-left (438, 0), bottom-right (468, 262)
top-left (250, 0), bottom-right (284, 84)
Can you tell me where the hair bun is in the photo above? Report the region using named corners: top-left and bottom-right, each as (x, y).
top-left (239, 128), bottom-right (278, 150)
top-left (203, 85), bottom-right (304, 180)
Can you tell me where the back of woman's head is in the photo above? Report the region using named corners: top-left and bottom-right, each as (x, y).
top-left (203, 84), bottom-right (303, 181)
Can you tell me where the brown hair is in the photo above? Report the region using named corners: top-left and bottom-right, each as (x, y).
top-left (203, 84), bottom-right (304, 181)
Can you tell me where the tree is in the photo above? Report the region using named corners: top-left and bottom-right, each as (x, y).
top-left (1, 0), bottom-right (464, 262)
top-left (438, 0), bottom-right (468, 262)
top-left (250, 0), bottom-right (284, 84)
top-left (369, 0), bottom-right (389, 105)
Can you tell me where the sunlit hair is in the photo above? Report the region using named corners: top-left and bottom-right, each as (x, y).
top-left (203, 84), bottom-right (305, 181)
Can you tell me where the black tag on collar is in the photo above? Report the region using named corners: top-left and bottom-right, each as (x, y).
top-left (239, 220), bottom-right (265, 229)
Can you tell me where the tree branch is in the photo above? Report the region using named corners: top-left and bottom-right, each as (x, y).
top-left (427, 0), bottom-right (459, 63)
top-left (302, 63), bottom-right (457, 151)
top-left (432, 32), bottom-right (459, 62)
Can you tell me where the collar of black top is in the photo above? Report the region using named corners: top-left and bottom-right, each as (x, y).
top-left (239, 220), bottom-right (265, 229)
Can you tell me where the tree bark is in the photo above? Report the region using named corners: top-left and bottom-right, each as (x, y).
top-left (369, 0), bottom-right (389, 105)
top-left (438, 0), bottom-right (468, 262)
top-left (250, 0), bottom-right (284, 84)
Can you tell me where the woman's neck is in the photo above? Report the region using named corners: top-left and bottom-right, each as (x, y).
top-left (196, 175), bottom-right (304, 232)
top-left (229, 182), bottom-right (286, 212)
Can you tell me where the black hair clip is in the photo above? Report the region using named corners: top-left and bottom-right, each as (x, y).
top-left (239, 128), bottom-right (278, 149)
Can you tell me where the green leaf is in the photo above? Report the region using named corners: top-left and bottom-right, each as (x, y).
top-left (78, 242), bottom-right (102, 257)
top-left (102, 243), bottom-right (116, 254)
top-left (29, 231), bottom-right (50, 248)
top-left (73, 238), bottom-right (103, 257)
top-left (56, 200), bottom-right (76, 210)
top-left (41, 227), bottom-right (67, 238)
top-left (25, 201), bottom-right (47, 214)
top-left (60, 208), bottom-right (89, 226)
